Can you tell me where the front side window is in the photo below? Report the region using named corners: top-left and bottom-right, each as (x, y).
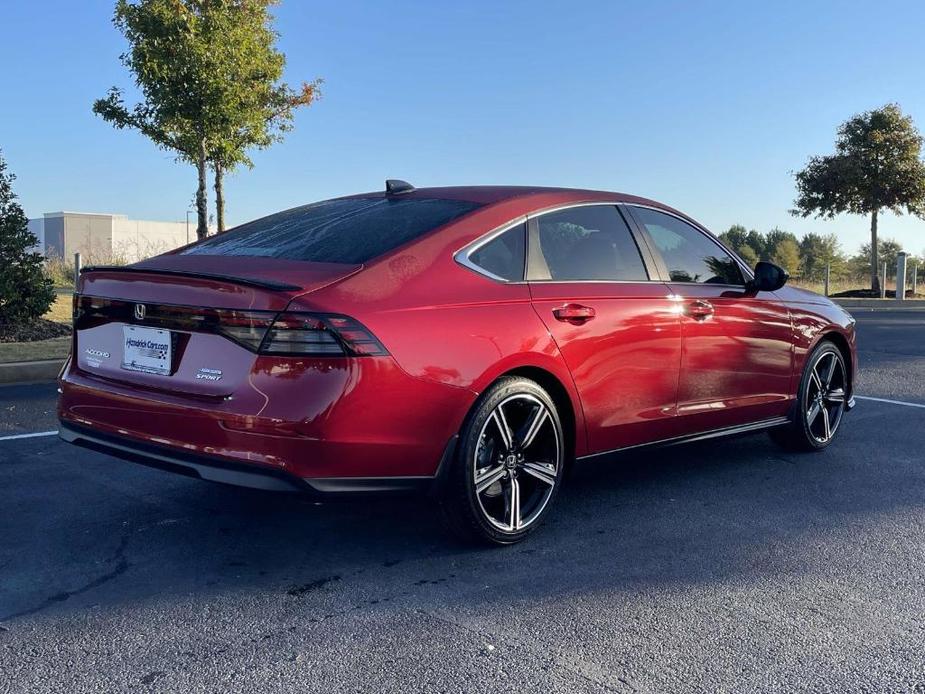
top-left (632, 207), bottom-right (745, 285)
top-left (467, 223), bottom-right (525, 281)
top-left (181, 197), bottom-right (484, 264)
top-left (530, 206), bottom-right (648, 281)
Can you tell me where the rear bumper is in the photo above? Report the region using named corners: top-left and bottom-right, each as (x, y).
top-left (58, 355), bottom-right (474, 480)
top-left (59, 420), bottom-right (454, 495)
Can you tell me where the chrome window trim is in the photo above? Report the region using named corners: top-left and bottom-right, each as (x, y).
top-left (626, 203), bottom-right (755, 283)
top-left (526, 199), bottom-right (628, 220)
top-left (453, 216), bottom-right (528, 283)
top-left (454, 200), bottom-right (659, 285)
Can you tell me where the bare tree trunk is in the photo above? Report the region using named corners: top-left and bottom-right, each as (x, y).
top-left (870, 209), bottom-right (879, 294)
top-left (196, 138), bottom-right (209, 240)
top-left (213, 162), bottom-right (225, 233)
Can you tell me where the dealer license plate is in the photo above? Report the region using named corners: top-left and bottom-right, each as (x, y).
top-left (121, 325), bottom-right (172, 376)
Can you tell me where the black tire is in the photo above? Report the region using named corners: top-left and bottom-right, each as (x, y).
top-left (770, 340), bottom-right (848, 452)
top-left (439, 376), bottom-right (565, 545)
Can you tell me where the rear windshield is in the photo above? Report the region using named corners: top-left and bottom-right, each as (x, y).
top-left (180, 197), bottom-right (484, 264)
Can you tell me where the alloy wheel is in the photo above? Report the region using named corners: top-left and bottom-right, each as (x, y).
top-left (472, 393), bottom-right (561, 533)
top-left (804, 350), bottom-right (846, 444)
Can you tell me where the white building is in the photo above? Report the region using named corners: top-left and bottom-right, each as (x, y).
top-left (28, 211), bottom-right (199, 264)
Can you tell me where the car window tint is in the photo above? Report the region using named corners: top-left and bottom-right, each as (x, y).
top-left (181, 197), bottom-right (484, 264)
top-left (468, 223), bottom-right (525, 281)
top-left (532, 206), bottom-right (648, 281)
top-left (633, 207), bottom-right (745, 285)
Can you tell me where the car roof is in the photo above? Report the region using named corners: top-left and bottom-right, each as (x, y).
top-left (343, 185), bottom-right (695, 224)
top-left (349, 185), bottom-right (650, 204)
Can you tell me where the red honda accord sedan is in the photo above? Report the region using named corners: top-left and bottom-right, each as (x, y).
top-left (59, 181), bottom-right (857, 544)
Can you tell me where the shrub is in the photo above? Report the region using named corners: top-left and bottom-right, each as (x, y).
top-left (0, 151), bottom-right (55, 327)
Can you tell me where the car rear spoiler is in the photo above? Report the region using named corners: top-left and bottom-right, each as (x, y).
top-left (80, 265), bottom-right (303, 292)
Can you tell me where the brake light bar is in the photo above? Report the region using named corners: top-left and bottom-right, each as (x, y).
top-left (74, 296), bottom-right (387, 358)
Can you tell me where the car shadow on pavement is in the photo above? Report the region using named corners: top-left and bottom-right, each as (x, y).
top-left (1, 404), bottom-right (922, 624)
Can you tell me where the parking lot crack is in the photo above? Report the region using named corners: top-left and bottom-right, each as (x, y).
top-left (0, 532), bottom-right (131, 622)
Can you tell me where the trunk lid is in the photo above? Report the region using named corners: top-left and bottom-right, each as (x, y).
top-left (83, 254), bottom-right (361, 308)
top-left (74, 256), bottom-right (361, 395)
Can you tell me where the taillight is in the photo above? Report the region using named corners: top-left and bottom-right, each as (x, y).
top-left (259, 313), bottom-right (388, 357)
top-left (72, 295), bottom-right (385, 358)
top-left (214, 310), bottom-right (275, 351)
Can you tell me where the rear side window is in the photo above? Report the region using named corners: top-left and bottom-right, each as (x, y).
top-left (181, 197), bottom-right (483, 264)
top-left (632, 207), bottom-right (745, 285)
top-left (467, 223), bottom-right (525, 281)
top-left (530, 205), bottom-right (648, 281)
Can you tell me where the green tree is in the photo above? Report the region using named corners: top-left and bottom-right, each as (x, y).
top-left (0, 151), bottom-right (55, 328)
top-left (735, 244), bottom-right (759, 267)
top-left (201, 1), bottom-right (320, 232)
top-left (847, 249), bottom-right (869, 279)
top-left (764, 228), bottom-right (800, 257)
top-left (879, 238), bottom-right (903, 277)
top-left (719, 226), bottom-right (766, 260)
top-left (771, 237), bottom-right (801, 276)
top-left (718, 224), bottom-right (748, 251)
top-left (718, 225), bottom-right (770, 266)
top-left (792, 103), bottom-right (925, 293)
top-left (743, 229), bottom-right (766, 259)
top-left (853, 238), bottom-right (904, 280)
top-left (94, 1), bottom-right (207, 237)
top-left (799, 232), bottom-right (847, 281)
top-left (94, 0), bottom-right (319, 238)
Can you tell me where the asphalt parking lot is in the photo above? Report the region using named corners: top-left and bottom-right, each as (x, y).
top-left (1, 308), bottom-right (923, 693)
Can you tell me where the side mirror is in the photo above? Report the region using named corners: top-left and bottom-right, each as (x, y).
top-left (748, 261), bottom-right (789, 292)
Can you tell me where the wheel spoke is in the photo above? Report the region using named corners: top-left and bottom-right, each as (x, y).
top-left (822, 354), bottom-right (837, 388)
top-left (807, 400), bottom-right (821, 424)
top-left (521, 461), bottom-right (557, 487)
top-left (517, 405), bottom-right (549, 450)
top-left (825, 388), bottom-right (845, 403)
top-left (821, 406), bottom-right (831, 440)
top-left (475, 464), bottom-right (507, 493)
top-left (507, 477), bottom-right (521, 530)
top-left (491, 408), bottom-right (514, 451)
top-left (810, 368), bottom-right (823, 394)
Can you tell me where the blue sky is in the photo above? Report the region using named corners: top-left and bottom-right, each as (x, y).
top-left (2, 0), bottom-right (924, 255)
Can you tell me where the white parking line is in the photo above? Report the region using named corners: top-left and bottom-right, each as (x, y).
top-left (855, 396), bottom-right (925, 410)
top-left (0, 430), bottom-right (58, 442)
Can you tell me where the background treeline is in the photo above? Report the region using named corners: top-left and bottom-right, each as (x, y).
top-left (718, 224), bottom-right (919, 283)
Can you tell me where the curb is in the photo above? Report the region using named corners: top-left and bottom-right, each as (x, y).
top-left (0, 359), bottom-right (65, 385)
top-left (832, 298), bottom-right (925, 310)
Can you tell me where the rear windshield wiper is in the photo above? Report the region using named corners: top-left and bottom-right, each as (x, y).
top-left (80, 265), bottom-right (303, 292)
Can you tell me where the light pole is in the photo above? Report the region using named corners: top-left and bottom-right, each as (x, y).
top-left (185, 210), bottom-right (194, 244)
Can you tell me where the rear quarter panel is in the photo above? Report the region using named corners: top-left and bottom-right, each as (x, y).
top-left (286, 198), bottom-right (591, 456)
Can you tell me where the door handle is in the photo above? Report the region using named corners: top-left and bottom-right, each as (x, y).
top-left (553, 303), bottom-right (596, 324)
top-left (685, 299), bottom-right (714, 320)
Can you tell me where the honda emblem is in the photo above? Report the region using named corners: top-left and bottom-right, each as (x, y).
top-left (134, 303), bottom-right (146, 320)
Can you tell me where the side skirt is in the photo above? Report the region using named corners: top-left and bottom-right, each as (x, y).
top-left (576, 416), bottom-right (791, 464)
